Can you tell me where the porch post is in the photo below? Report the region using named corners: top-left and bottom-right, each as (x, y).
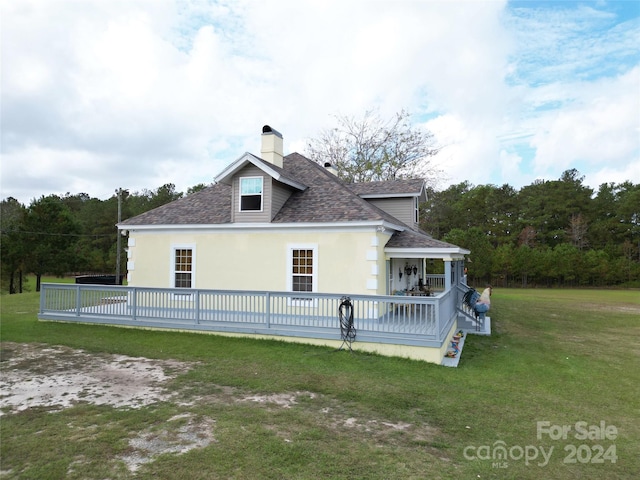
top-left (452, 260), bottom-right (459, 287)
top-left (444, 259), bottom-right (452, 291)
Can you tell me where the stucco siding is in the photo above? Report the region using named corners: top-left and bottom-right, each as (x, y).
top-left (128, 229), bottom-right (392, 296)
top-left (173, 330), bottom-right (448, 364)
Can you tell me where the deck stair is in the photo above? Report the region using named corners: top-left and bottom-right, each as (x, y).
top-left (442, 286), bottom-right (492, 367)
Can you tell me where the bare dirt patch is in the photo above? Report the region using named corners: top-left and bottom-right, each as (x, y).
top-left (1, 342), bottom-right (443, 474)
top-left (118, 413), bottom-right (217, 472)
top-left (0, 342), bottom-right (194, 415)
top-left (240, 391), bottom-right (317, 408)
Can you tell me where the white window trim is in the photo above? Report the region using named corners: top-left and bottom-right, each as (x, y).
top-left (170, 244), bottom-right (196, 297)
top-left (239, 176), bottom-right (264, 212)
top-left (286, 243), bottom-right (318, 306)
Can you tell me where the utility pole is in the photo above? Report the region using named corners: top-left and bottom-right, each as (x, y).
top-left (115, 188), bottom-right (122, 285)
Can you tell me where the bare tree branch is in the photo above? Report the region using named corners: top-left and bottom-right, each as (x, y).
top-left (306, 109), bottom-right (441, 184)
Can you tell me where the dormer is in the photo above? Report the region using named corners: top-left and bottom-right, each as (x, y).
top-left (214, 126), bottom-right (307, 223)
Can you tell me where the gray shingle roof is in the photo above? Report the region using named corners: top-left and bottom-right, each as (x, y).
top-left (349, 178), bottom-right (425, 197)
top-left (121, 153), bottom-right (396, 226)
top-left (120, 152), bottom-right (460, 254)
top-left (386, 228), bottom-right (461, 249)
top-left (271, 153), bottom-right (394, 223)
top-left (120, 183), bottom-right (231, 225)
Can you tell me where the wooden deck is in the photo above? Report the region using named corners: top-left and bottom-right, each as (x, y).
top-left (38, 283), bottom-right (490, 364)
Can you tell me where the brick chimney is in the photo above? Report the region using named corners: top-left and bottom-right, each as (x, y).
top-left (261, 125), bottom-right (283, 168)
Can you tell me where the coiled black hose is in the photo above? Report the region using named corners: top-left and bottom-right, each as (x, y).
top-left (338, 296), bottom-right (356, 352)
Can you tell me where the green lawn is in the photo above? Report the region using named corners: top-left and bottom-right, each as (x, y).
top-left (1, 288), bottom-right (638, 479)
top-left (2, 274), bottom-right (123, 295)
top-left (1, 274), bottom-right (75, 295)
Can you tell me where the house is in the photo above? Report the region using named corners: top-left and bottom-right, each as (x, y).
top-left (119, 126), bottom-right (469, 297)
top-left (39, 126), bottom-right (483, 366)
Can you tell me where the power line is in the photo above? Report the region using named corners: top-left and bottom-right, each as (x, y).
top-left (0, 229), bottom-right (115, 238)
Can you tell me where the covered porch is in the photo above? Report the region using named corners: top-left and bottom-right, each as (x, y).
top-left (387, 258), bottom-right (462, 296)
top-left (385, 239), bottom-right (469, 296)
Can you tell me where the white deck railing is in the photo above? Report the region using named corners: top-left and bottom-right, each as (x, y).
top-left (39, 283), bottom-right (460, 348)
top-left (423, 274), bottom-right (446, 291)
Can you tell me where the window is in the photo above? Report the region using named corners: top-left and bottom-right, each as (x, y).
top-left (414, 197), bottom-right (419, 224)
top-left (240, 177), bottom-right (263, 211)
top-left (172, 247), bottom-right (194, 289)
top-left (287, 244), bottom-right (317, 304)
top-left (292, 249), bottom-right (314, 292)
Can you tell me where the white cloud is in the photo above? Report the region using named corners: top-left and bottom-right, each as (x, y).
top-left (493, 2), bottom-right (640, 189)
top-left (426, 112), bottom-right (508, 187)
top-left (0, 0), bottom-right (637, 204)
top-left (498, 149), bottom-right (525, 186)
top-left (530, 67), bottom-right (640, 175)
top-left (588, 159), bottom-right (640, 189)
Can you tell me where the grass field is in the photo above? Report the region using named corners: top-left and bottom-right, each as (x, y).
top-left (1, 288), bottom-right (639, 479)
top-left (2, 274), bottom-right (122, 295)
top-left (1, 274), bottom-right (75, 295)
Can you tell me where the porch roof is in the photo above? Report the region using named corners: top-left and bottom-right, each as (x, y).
top-left (385, 228), bottom-right (469, 259)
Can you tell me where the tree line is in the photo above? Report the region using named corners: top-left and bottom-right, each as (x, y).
top-left (420, 169), bottom-right (640, 287)
top-left (0, 183), bottom-right (207, 293)
top-left (2, 168), bottom-right (638, 294)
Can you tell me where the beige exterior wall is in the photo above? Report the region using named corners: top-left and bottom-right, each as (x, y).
top-left (127, 228), bottom-right (392, 296)
top-left (119, 326), bottom-right (450, 364)
top-left (210, 331), bottom-right (451, 364)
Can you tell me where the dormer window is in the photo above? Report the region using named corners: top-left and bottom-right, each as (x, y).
top-left (240, 177), bottom-right (263, 211)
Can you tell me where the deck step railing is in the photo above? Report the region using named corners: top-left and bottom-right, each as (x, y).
top-left (39, 284), bottom-right (459, 347)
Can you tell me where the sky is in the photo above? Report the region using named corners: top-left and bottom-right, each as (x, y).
top-left (1, 0), bottom-right (639, 205)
